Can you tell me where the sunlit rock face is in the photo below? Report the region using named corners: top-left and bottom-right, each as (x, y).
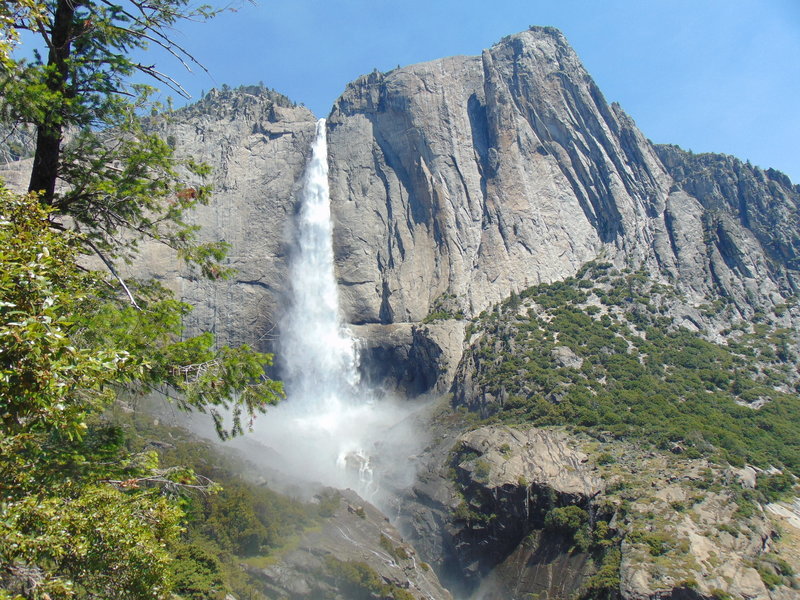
top-left (326, 27), bottom-right (798, 392)
top-left (130, 87), bottom-right (319, 352)
top-left (330, 28), bottom-right (654, 323)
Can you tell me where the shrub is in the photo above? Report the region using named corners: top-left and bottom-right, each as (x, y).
top-left (596, 452), bottom-right (616, 465)
top-left (544, 506), bottom-right (589, 534)
top-left (474, 458), bottom-right (491, 481)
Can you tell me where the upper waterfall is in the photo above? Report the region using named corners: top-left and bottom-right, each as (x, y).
top-left (280, 118), bottom-right (360, 413)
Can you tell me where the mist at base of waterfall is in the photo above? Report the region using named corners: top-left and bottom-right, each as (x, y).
top-left (243, 390), bottom-right (429, 508)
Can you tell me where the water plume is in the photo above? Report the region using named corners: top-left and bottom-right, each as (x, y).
top-left (247, 119), bottom-right (422, 501)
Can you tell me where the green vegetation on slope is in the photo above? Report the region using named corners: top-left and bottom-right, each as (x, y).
top-left (459, 261), bottom-right (800, 473)
top-left (117, 409), bottom-right (320, 600)
top-left (323, 557), bottom-right (416, 600)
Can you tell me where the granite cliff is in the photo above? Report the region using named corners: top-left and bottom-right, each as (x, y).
top-left (325, 27), bottom-right (798, 393)
top-left (4, 29), bottom-right (796, 392)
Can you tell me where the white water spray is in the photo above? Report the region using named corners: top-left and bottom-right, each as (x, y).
top-left (247, 119), bottom-right (418, 497)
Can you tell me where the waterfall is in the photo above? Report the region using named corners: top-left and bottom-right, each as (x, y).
top-left (249, 119), bottom-right (379, 494)
top-left (245, 118), bottom-right (422, 503)
top-left (280, 118), bottom-right (361, 414)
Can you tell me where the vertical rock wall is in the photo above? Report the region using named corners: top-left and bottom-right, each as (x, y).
top-left (125, 87), bottom-right (318, 351)
top-left (324, 27), bottom-right (798, 392)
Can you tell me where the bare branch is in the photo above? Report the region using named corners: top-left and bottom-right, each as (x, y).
top-left (101, 467), bottom-right (217, 494)
top-left (134, 63), bottom-right (190, 97)
top-left (82, 236), bottom-right (142, 309)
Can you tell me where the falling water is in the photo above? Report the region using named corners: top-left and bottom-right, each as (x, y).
top-left (280, 118), bottom-right (360, 413)
top-left (248, 118), bottom-right (401, 495)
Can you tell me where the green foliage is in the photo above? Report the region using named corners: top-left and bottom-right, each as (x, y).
top-left (324, 557), bottom-right (416, 600)
top-left (627, 529), bottom-right (676, 557)
top-left (752, 553), bottom-right (795, 590)
top-left (316, 490), bottom-right (342, 518)
top-left (1, 0), bottom-right (229, 276)
top-left (422, 292), bottom-right (465, 323)
top-left (543, 506), bottom-right (589, 534)
top-left (169, 543), bottom-right (226, 600)
top-left (543, 505), bottom-right (592, 553)
top-left (0, 4), bottom-right (289, 597)
top-left (0, 485), bottom-right (182, 599)
top-left (596, 452), bottom-right (616, 465)
top-left (114, 410), bottom-right (319, 600)
top-left (756, 565), bottom-right (783, 589)
top-left (452, 500), bottom-right (495, 527)
top-left (473, 458), bottom-right (491, 481)
top-left (0, 191), bottom-right (129, 439)
top-left (758, 472), bottom-right (797, 503)
top-left (678, 577), bottom-right (699, 590)
top-left (380, 534), bottom-right (410, 562)
top-left (460, 263), bottom-right (800, 474)
top-left (732, 489), bottom-right (759, 518)
top-left (577, 547), bottom-right (621, 600)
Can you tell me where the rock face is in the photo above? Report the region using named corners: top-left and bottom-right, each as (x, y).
top-left (397, 424), bottom-right (800, 600)
top-left (135, 87), bottom-right (318, 351)
top-left (325, 27), bottom-right (798, 392)
top-left (654, 144), bottom-right (800, 302)
top-left (352, 320), bottom-right (466, 395)
top-left (327, 27), bottom-right (798, 328)
top-left (0, 85), bottom-right (319, 357)
top-left (447, 427), bottom-right (603, 596)
top-left (249, 488), bottom-right (453, 600)
top-left (0, 87), bottom-right (319, 354)
top-left (394, 422), bottom-right (605, 598)
top-left (328, 29), bottom-right (656, 326)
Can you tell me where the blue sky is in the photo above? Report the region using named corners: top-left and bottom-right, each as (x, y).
top-left (144, 1), bottom-right (799, 183)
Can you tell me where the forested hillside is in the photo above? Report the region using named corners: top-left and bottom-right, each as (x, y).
top-left (453, 261), bottom-right (800, 473)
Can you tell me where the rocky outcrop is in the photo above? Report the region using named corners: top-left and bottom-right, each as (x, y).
top-left (248, 487), bottom-right (452, 600)
top-left (395, 424), bottom-right (604, 598)
top-left (655, 145), bottom-right (800, 296)
top-left (327, 28), bottom-right (664, 327)
top-left (447, 427), bottom-right (603, 595)
top-left (397, 424), bottom-right (800, 600)
top-left (352, 320), bottom-right (466, 395)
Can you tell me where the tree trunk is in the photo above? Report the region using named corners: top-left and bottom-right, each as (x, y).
top-left (28, 0), bottom-right (78, 203)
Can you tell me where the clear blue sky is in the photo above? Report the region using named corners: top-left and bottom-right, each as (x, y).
top-left (153, 0), bottom-right (800, 182)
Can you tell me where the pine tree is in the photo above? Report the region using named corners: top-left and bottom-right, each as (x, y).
top-left (0, 0), bottom-right (284, 435)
